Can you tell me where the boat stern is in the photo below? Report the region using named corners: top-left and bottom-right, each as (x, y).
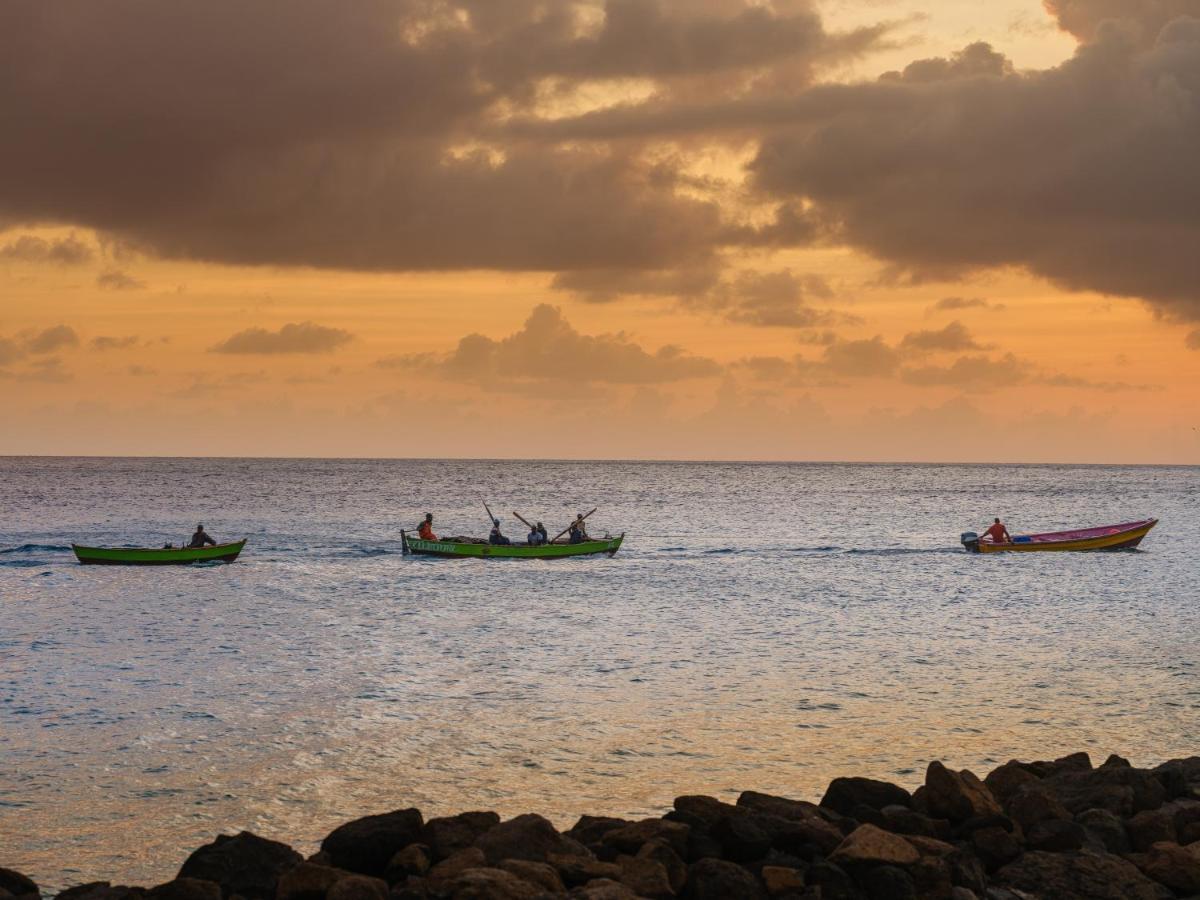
top-left (960, 531), bottom-right (981, 553)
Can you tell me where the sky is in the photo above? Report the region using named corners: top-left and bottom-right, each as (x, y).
top-left (2, 0), bottom-right (1198, 462)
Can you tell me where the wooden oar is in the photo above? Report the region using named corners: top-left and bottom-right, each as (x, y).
top-left (513, 512), bottom-right (535, 530)
top-left (552, 507), bottom-right (597, 543)
top-left (482, 500), bottom-right (498, 527)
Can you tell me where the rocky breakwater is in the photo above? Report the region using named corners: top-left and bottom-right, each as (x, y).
top-left (5, 752), bottom-right (1200, 900)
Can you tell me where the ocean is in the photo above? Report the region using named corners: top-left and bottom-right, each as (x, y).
top-left (1, 457), bottom-right (1197, 890)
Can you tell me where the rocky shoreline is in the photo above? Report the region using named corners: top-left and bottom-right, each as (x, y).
top-left (4, 753), bottom-right (1200, 900)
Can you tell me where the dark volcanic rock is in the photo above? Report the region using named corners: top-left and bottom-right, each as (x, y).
top-left (1136, 841), bottom-right (1200, 894)
top-left (320, 809), bottom-right (423, 876)
top-left (144, 880), bottom-right (220, 900)
top-left (1127, 807), bottom-right (1178, 851)
top-left (1026, 752), bottom-right (1093, 778)
top-left (879, 804), bottom-right (944, 838)
top-left (681, 858), bottom-right (766, 900)
top-left (1076, 808), bottom-right (1129, 854)
top-left (564, 816), bottom-right (630, 851)
top-left (431, 867), bottom-right (544, 899)
top-left (428, 847), bottom-right (487, 881)
top-left (56, 884), bottom-right (143, 900)
top-left (385, 844), bottom-right (432, 884)
top-left (925, 762), bottom-right (1002, 823)
top-left (971, 826), bottom-right (1022, 871)
top-left (177, 831), bottom-right (302, 899)
top-left (983, 761), bottom-right (1041, 806)
top-left (420, 812), bottom-right (500, 862)
top-left (276, 862), bottom-right (350, 900)
top-left (1025, 818), bottom-right (1085, 852)
top-left (1040, 764), bottom-right (1166, 817)
top-left (569, 878), bottom-right (640, 899)
top-left (830, 824), bottom-right (920, 868)
top-left (711, 813), bottom-right (771, 862)
top-left (1007, 785), bottom-right (1071, 830)
top-left (615, 854), bottom-right (673, 899)
top-left (496, 860), bottom-right (564, 893)
top-left (637, 840), bottom-right (687, 893)
top-left (545, 852), bottom-right (620, 888)
top-left (820, 777), bottom-right (911, 817)
top-left (996, 850), bottom-right (1172, 900)
top-left (324, 874), bottom-right (387, 900)
top-left (859, 865), bottom-right (916, 900)
top-left (0, 870), bottom-right (39, 900)
top-left (474, 813), bottom-right (583, 865)
top-left (601, 819), bottom-right (689, 857)
top-left (804, 861), bottom-right (860, 900)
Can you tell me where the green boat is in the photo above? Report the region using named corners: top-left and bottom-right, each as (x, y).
top-left (402, 532), bottom-right (623, 559)
top-left (71, 539), bottom-right (246, 566)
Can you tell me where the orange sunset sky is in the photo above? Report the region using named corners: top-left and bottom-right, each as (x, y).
top-left (2, 0), bottom-right (1198, 462)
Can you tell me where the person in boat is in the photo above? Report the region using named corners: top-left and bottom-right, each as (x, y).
top-left (188, 524), bottom-right (216, 548)
top-left (981, 517), bottom-right (1012, 544)
top-left (417, 513), bottom-right (437, 541)
top-left (528, 524), bottom-right (543, 546)
top-left (568, 513), bottom-right (588, 544)
top-left (489, 518), bottom-right (511, 545)
top-left (536, 521), bottom-right (549, 544)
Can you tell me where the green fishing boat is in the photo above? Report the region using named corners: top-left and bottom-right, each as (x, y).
top-left (71, 539), bottom-right (246, 566)
top-left (402, 532), bottom-right (623, 559)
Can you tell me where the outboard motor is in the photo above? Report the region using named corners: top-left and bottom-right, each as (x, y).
top-left (960, 531), bottom-right (980, 553)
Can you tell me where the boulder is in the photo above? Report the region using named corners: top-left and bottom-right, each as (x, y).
top-left (474, 814), bottom-right (582, 865)
top-left (385, 845), bottom-right (432, 884)
top-left (1138, 841), bottom-right (1200, 894)
top-left (804, 861), bottom-right (858, 900)
top-left (681, 859), bottom-right (766, 900)
top-left (496, 861), bottom-right (564, 893)
top-left (420, 813), bottom-right (500, 862)
top-left (615, 855), bottom-right (673, 899)
top-left (428, 847), bottom-right (487, 882)
top-left (320, 810), bottom-right (424, 876)
top-left (759, 866), bottom-right (805, 898)
top-left (924, 762), bottom-right (1002, 823)
top-left (324, 875), bottom-right (387, 900)
top-left (1007, 786), bottom-right (1070, 830)
top-left (1024, 819), bottom-right (1085, 852)
top-left (1025, 752), bottom-right (1093, 778)
top-left (55, 884), bottom-right (143, 900)
top-left (996, 850), bottom-right (1172, 900)
top-left (275, 862), bottom-right (351, 900)
top-left (601, 819), bottom-right (689, 858)
top-left (820, 778), bottom-right (911, 817)
top-left (879, 805), bottom-right (944, 838)
top-left (0, 870), bottom-right (39, 900)
top-left (144, 881), bottom-right (220, 900)
top-left (546, 853), bottom-right (621, 888)
top-left (177, 832), bottom-right (303, 899)
top-left (830, 824), bottom-right (919, 868)
top-left (1040, 765), bottom-right (1165, 817)
top-left (971, 826), bottom-right (1022, 871)
top-left (859, 865), bottom-right (916, 900)
top-left (1127, 808), bottom-right (1177, 851)
top-left (564, 817), bottom-right (630, 851)
top-left (568, 878), bottom-right (640, 900)
top-left (637, 841), bottom-right (687, 894)
top-left (1076, 808), bottom-right (1129, 854)
top-left (430, 867), bottom-right (544, 899)
top-left (983, 763), bottom-right (1041, 806)
top-left (711, 815), bottom-right (771, 863)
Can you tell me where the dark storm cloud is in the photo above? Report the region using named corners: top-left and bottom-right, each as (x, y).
top-left (211, 323), bottom-right (354, 355)
top-left (0, 0), bottom-right (865, 276)
top-left (1044, 0), bottom-right (1200, 43)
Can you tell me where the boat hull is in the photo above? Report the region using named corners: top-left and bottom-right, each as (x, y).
top-left (72, 539), bottom-right (246, 565)
top-left (967, 519), bottom-right (1156, 553)
top-left (403, 532), bottom-right (623, 559)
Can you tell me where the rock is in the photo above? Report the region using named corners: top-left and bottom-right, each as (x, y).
top-left (320, 810), bottom-right (424, 877)
top-left (615, 855), bottom-right (673, 899)
top-left (546, 853), bottom-right (621, 888)
top-left (601, 819), bottom-right (689, 858)
top-left (984, 762), bottom-right (1041, 806)
top-left (804, 861), bottom-right (859, 900)
top-left (711, 815), bottom-right (771, 863)
top-left (473, 814), bottom-right (582, 865)
top-left (1026, 752), bottom-right (1093, 778)
top-left (735, 793), bottom-right (847, 855)
top-left (820, 778), bottom-right (911, 817)
top-left (420, 813), bottom-right (500, 862)
top-left (637, 841), bottom-right (687, 894)
top-left (324, 875), bottom-right (387, 900)
top-left (925, 762), bottom-right (1003, 823)
top-left (1076, 808), bottom-right (1129, 854)
top-left (565, 816), bottom-right (630, 851)
top-left (971, 826), bottom-right (1022, 871)
top-left (1041, 765), bottom-right (1166, 817)
top-left (1025, 819), bottom-right (1085, 852)
top-left (177, 832), bottom-right (303, 899)
top-left (144, 881), bottom-right (221, 900)
top-left (1138, 841), bottom-right (1200, 894)
top-left (760, 866), bottom-right (805, 897)
top-left (859, 865), bottom-right (916, 900)
top-left (0, 870), bottom-right (39, 900)
top-left (1007, 786), bottom-right (1070, 830)
top-left (275, 862), bottom-right (350, 900)
top-left (681, 859), bottom-right (765, 900)
top-left (879, 805), bottom-right (944, 838)
top-left (432, 867), bottom-right (544, 899)
top-left (55, 884), bottom-right (143, 900)
top-left (496, 860), bottom-right (563, 893)
top-left (385, 845), bottom-right (432, 884)
top-left (996, 850), bottom-right (1172, 900)
top-left (428, 847), bottom-right (487, 881)
top-left (950, 889), bottom-right (979, 900)
top-left (568, 878), bottom-right (640, 900)
top-left (1154, 757), bottom-right (1200, 799)
top-left (1127, 808), bottom-right (1177, 851)
top-left (830, 824), bottom-right (919, 868)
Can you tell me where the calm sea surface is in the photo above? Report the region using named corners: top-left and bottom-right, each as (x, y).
top-left (1, 458), bottom-right (1198, 889)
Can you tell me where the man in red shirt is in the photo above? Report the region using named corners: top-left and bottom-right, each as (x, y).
top-left (417, 513), bottom-right (437, 541)
top-left (982, 517), bottom-right (1011, 544)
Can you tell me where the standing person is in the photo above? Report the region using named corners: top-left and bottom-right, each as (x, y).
top-left (188, 524), bottom-right (216, 548)
top-left (981, 517), bottom-right (1011, 544)
top-left (489, 518), bottom-right (511, 545)
top-left (568, 513), bottom-right (588, 544)
top-left (418, 513), bottom-right (437, 541)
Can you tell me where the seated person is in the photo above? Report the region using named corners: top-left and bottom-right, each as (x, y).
top-left (568, 513), bottom-right (588, 544)
top-left (489, 519), bottom-right (511, 545)
top-left (188, 524), bottom-right (216, 548)
top-left (981, 517), bottom-right (1012, 544)
top-left (417, 513), bottom-right (437, 541)
top-left (528, 525), bottom-right (544, 546)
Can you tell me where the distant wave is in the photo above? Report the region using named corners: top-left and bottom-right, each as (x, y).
top-left (0, 543), bottom-right (71, 554)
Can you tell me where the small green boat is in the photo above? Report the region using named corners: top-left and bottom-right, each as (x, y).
top-left (402, 532), bottom-right (623, 559)
top-left (71, 539), bottom-right (246, 566)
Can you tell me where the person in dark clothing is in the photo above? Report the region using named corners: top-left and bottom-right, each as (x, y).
top-left (536, 521), bottom-right (549, 544)
top-left (568, 513), bottom-right (588, 544)
top-left (489, 518), bottom-right (511, 545)
top-left (528, 524), bottom-right (543, 546)
top-left (188, 524), bottom-right (216, 548)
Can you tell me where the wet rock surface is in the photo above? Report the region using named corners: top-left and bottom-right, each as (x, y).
top-left (7, 752), bottom-right (1200, 899)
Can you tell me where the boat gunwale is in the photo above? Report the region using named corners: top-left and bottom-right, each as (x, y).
top-left (403, 531), bottom-right (623, 559)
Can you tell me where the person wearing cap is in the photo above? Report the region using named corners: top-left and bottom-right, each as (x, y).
top-left (489, 518), bottom-right (511, 545)
top-left (417, 513), bottom-right (437, 541)
top-left (568, 513), bottom-right (588, 544)
top-left (188, 524), bottom-right (216, 548)
top-left (528, 521), bottom-right (549, 546)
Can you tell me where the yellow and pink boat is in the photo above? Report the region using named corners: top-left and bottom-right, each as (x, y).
top-left (961, 519), bottom-right (1157, 553)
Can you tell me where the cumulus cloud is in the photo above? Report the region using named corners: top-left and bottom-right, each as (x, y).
top-left (0, 233), bottom-right (92, 265)
top-left (929, 296), bottom-right (1005, 314)
top-left (25, 325), bottom-right (80, 354)
top-left (899, 321), bottom-right (986, 354)
top-left (821, 336), bottom-right (899, 377)
top-left (211, 322), bottom-right (354, 355)
top-left (385, 304), bottom-right (721, 384)
top-left (902, 353), bottom-right (1155, 392)
top-left (91, 335), bottom-right (141, 351)
top-left (97, 269), bottom-right (146, 290)
top-left (1044, 0), bottom-right (1200, 43)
